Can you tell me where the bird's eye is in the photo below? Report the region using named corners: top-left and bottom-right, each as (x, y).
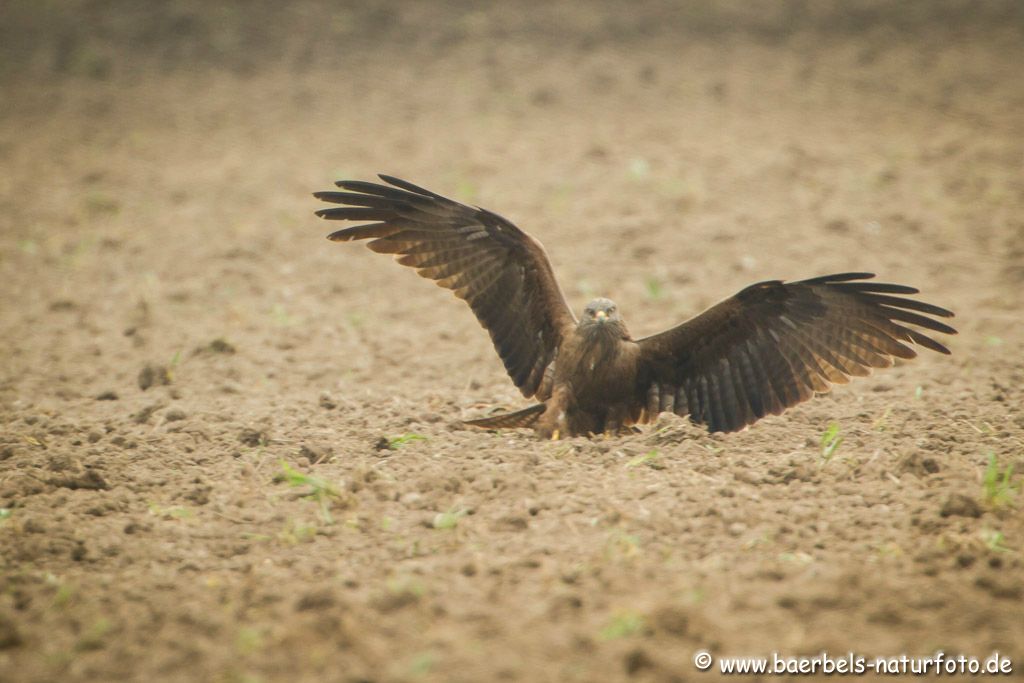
top-left (608, 306), bottom-right (616, 314)
top-left (585, 309), bottom-right (594, 316)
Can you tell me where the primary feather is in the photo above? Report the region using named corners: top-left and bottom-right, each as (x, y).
top-left (314, 175), bottom-right (576, 399)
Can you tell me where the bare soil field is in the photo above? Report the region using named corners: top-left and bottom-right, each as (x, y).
top-left (1, 2), bottom-right (1022, 681)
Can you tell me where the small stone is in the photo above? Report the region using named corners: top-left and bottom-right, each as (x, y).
top-left (164, 409), bottom-right (187, 422)
top-left (95, 391), bottom-right (118, 401)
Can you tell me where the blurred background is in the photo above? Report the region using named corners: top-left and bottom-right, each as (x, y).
top-left (3, 0), bottom-right (1021, 387)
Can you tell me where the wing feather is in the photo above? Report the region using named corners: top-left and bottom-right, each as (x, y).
top-left (636, 273), bottom-right (956, 433)
top-left (315, 176), bottom-right (576, 399)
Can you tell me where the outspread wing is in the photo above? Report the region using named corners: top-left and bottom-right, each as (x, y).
top-left (635, 273), bottom-right (957, 433)
top-left (314, 175), bottom-right (576, 398)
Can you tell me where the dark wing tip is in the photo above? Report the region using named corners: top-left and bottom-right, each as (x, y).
top-left (334, 179), bottom-right (380, 191)
top-left (309, 189), bottom-right (346, 200)
top-left (801, 272), bottom-right (875, 284)
top-left (376, 175), bottom-right (440, 198)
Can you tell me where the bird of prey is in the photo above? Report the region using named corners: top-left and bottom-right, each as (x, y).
top-left (314, 175), bottom-right (956, 438)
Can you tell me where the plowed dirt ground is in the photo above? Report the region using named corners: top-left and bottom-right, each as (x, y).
top-left (2, 2), bottom-right (1022, 681)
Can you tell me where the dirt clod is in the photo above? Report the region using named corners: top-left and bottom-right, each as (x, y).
top-left (49, 469), bottom-right (109, 491)
top-left (239, 428), bottom-right (268, 447)
top-left (138, 364), bottom-right (171, 390)
top-left (295, 588), bottom-right (338, 611)
top-left (165, 409), bottom-right (187, 422)
top-left (0, 614), bottom-right (22, 650)
top-left (299, 443), bottom-right (333, 464)
top-left (624, 648), bottom-right (654, 676)
top-left (939, 494), bottom-right (983, 518)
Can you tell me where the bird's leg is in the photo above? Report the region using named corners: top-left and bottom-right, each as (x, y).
top-left (535, 385), bottom-right (571, 439)
top-left (603, 405), bottom-right (632, 437)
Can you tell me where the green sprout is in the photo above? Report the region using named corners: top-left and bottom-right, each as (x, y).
top-left (820, 422), bottom-right (844, 462)
top-left (627, 157), bottom-right (651, 181)
top-left (147, 502), bottom-right (193, 520)
top-left (599, 611), bottom-right (645, 640)
top-left (166, 349), bottom-right (183, 381)
top-left (408, 651), bottom-right (437, 676)
top-left (982, 452), bottom-right (1019, 508)
top-left (75, 617), bottom-right (113, 652)
top-left (388, 433), bottom-right (427, 449)
top-left (270, 304), bottom-right (299, 327)
top-left (605, 528), bottom-right (641, 560)
top-left (454, 178), bottom-right (479, 203)
top-left (278, 519), bottom-right (317, 544)
top-left (626, 449), bottom-right (663, 470)
top-left (645, 276), bottom-right (664, 300)
top-left (981, 529), bottom-right (1012, 554)
top-left (431, 507), bottom-right (467, 530)
top-left (236, 626), bottom-right (265, 655)
top-left (279, 461), bottom-right (342, 524)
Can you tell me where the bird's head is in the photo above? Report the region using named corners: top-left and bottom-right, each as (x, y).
top-left (579, 298), bottom-right (629, 338)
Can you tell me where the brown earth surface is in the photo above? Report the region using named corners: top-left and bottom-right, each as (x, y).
top-left (2, 2), bottom-right (1023, 681)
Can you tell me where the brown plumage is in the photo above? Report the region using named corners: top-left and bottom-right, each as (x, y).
top-left (314, 175), bottom-right (956, 438)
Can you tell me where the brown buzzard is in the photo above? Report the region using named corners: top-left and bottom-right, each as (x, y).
top-left (314, 175), bottom-right (956, 438)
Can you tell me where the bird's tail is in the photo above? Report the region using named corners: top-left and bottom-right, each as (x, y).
top-left (464, 404), bottom-right (545, 430)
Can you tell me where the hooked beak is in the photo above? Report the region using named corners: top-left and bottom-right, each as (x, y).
top-left (595, 310), bottom-right (607, 322)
